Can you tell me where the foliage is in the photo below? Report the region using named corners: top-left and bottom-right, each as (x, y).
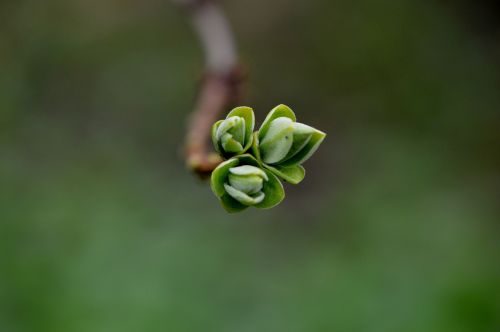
top-left (211, 105), bottom-right (326, 212)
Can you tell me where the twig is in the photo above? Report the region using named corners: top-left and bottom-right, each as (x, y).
top-left (175, 0), bottom-right (244, 177)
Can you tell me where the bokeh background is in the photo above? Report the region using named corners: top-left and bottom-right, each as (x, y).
top-left (1, 0), bottom-right (499, 331)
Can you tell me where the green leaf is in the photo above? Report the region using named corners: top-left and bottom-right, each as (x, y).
top-left (265, 164), bottom-right (306, 185)
top-left (215, 117), bottom-right (238, 140)
top-left (211, 120), bottom-right (224, 154)
top-left (251, 132), bottom-right (262, 162)
top-left (228, 165), bottom-right (267, 194)
top-left (255, 170), bottom-right (285, 209)
top-left (234, 154), bottom-right (261, 167)
top-left (224, 184), bottom-right (265, 205)
top-left (221, 133), bottom-right (244, 153)
top-left (227, 117), bottom-right (246, 145)
top-left (210, 158), bottom-right (239, 197)
top-left (258, 104), bottom-right (296, 141)
top-left (228, 174), bottom-right (264, 194)
top-left (282, 123), bottom-right (314, 161)
top-left (279, 130), bottom-right (326, 167)
top-left (229, 165), bottom-right (268, 178)
top-left (211, 154), bottom-right (285, 212)
top-left (259, 118), bottom-right (294, 164)
top-left (227, 106), bottom-right (255, 151)
top-left (220, 193), bottom-right (249, 213)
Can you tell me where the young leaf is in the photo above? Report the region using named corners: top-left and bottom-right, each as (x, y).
top-left (282, 123), bottom-right (314, 161)
top-left (211, 120), bottom-right (224, 155)
top-left (264, 164), bottom-right (306, 185)
top-left (212, 107), bottom-right (256, 158)
top-left (258, 104), bottom-right (296, 141)
top-left (278, 130), bottom-right (326, 167)
top-left (227, 106), bottom-right (255, 150)
top-left (255, 169), bottom-right (285, 209)
top-left (224, 184), bottom-right (266, 205)
top-left (221, 133), bottom-right (244, 153)
top-left (259, 117), bottom-right (294, 164)
top-left (220, 193), bottom-right (249, 213)
top-left (251, 132), bottom-right (262, 161)
top-left (211, 158), bottom-right (239, 197)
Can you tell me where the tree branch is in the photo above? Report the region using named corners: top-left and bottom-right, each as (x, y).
top-left (176, 0), bottom-right (244, 177)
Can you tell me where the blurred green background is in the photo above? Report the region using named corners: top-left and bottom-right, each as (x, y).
top-left (1, 0), bottom-right (499, 331)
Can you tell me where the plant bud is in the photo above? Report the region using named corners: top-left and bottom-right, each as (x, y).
top-left (252, 104), bottom-right (326, 185)
top-left (212, 107), bottom-right (255, 158)
top-left (217, 116), bottom-right (245, 153)
top-left (211, 155), bottom-right (285, 213)
top-left (224, 165), bottom-right (267, 205)
top-left (228, 166), bottom-right (268, 194)
top-left (258, 117), bottom-right (324, 166)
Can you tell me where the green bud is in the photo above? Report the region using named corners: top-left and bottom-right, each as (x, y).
top-left (252, 104), bottom-right (326, 185)
top-left (224, 171), bottom-right (265, 205)
top-left (211, 154), bottom-right (285, 213)
top-left (228, 165), bottom-right (268, 194)
top-left (212, 107), bottom-right (255, 159)
top-left (225, 165), bottom-right (268, 205)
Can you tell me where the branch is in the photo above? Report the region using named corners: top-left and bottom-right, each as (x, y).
top-left (176, 0), bottom-right (244, 177)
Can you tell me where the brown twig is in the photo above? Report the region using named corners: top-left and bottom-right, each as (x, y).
top-left (176, 0), bottom-right (244, 177)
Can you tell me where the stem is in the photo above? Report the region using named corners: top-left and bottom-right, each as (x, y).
top-left (176, 0), bottom-right (244, 176)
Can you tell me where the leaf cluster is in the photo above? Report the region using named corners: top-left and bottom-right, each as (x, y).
top-left (211, 105), bottom-right (326, 213)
